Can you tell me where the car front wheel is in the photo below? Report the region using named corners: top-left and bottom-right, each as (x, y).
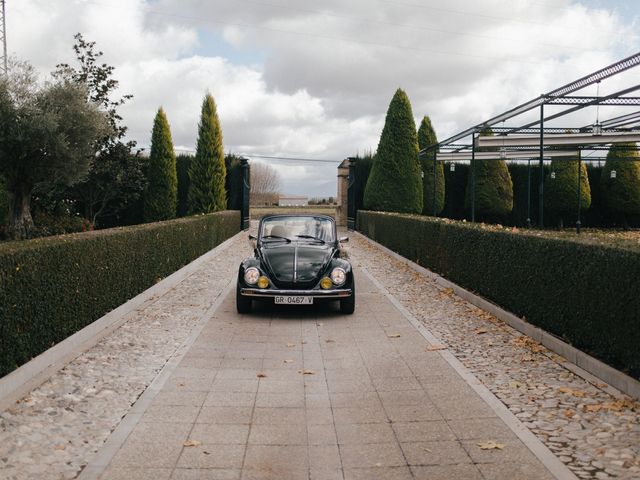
top-left (236, 286), bottom-right (252, 314)
top-left (340, 285), bottom-right (355, 314)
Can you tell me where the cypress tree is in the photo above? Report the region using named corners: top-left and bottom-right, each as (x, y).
top-left (600, 142), bottom-right (640, 224)
top-left (189, 93), bottom-right (226, 214)
top-left (144, 107), bottom-right (177, 222)
top-left (363, 88), bottom-right (422, 214)
top-left (418, 116), bottom-right (444, 215)
top-left (464, 126), bottom-right (513, 222)
top-left (544, 157), bottom-right (591, 228)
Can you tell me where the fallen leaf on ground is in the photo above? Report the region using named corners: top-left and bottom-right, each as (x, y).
top-left (257, 373), bottom-right (267, 378)
top-left (387, 334), bottom-right (401, 338)
top-left (283, 359), bottom-right (294, 364)
top-left (177, 382), bottom-right (185, 387)
top-left (564, 409), bottom-right (576, 418)
top-left (558, 387), bottom-right (586, 398)
top-left (183, 440), bottom-right (201, 447)
top-left (475, 328), bottom-right (488, 335)
top-left (325, 339), bottom-right (335, 343)
top-left (317, 322), bottom-right (324, 326)
top-left (426, 344), bottom-right (446, 351)
top-left (508, 381), bottom-right (524, 389)
top-left (286, 343), bottom-right (295, 347)
top-left (299, 369), bottom-right (315, 375)
top-left (477, 441), bottom-right (505, 450)
top-left (520, 354), bottom-right (536, 362)
top-left (54, 444), bottom-right (66, 451)
top-left (512, 336), bottom-right (546, 353)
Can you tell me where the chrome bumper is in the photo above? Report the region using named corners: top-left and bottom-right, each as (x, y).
top-left (241, 288), bottom-right (352, 299)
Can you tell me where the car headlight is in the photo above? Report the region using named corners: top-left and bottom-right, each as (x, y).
top-left (330, 267), bottom-right (346, 286)
top-left (244, 267), bottom-right (260, 285)
top-left (257, 276), bottom-right (270, 289)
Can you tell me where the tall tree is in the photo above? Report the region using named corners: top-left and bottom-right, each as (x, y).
top-left (53, 33), bottom-right (141, 227)
top-left (363, 88), bottom-right (422, 214)
top-left (600, 142), bottom-right (640, 225)
top-left (189, 93), bottom-right (226, 213)
top-left (418, 116), bottom-right (445, 215)
top-left (0, 61), bottom-right (110, 239)
top-left (464, 126), bottom-right (513, 222)
top-left (544, 157), bottom-right (591, 228)
top-left (144, 108), bottom-right (177, 222)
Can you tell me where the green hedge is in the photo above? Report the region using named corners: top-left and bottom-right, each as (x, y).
top-left (357, 211), bottom-right (640, 379)
top-left (0, 211), bottom-right (239, 377)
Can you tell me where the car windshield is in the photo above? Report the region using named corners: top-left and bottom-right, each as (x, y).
top-left (261, 216), bottom-right (335, 243)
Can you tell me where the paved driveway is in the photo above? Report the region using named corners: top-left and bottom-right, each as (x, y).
top-left (93, 265), bottom-right (558, 480)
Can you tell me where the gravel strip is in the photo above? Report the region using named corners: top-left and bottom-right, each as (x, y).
top-left (0, 234), bottom-right (252, 480)
top-left (348, 234), bottom-right (640, 480)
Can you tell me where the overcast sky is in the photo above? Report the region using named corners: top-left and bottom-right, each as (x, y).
top-left (9, 0), bottom-right (640, 197)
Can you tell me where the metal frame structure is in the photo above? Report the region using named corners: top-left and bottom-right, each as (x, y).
top-left (420, 51), bottom-right (640, 231)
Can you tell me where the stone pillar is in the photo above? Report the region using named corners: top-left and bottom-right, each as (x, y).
top-left (336, 159), bottom-right (349, 227)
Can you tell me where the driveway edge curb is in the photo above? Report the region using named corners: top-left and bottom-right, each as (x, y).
top-left (355, 258), bottom-right (578, 480)
top-left (0, 231), bottom-right (243, 412)
top-left (352, 231), bottom-right (639, 401)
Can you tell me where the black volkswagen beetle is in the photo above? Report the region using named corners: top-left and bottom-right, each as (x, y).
top-left (236, 214), bottom-right (355, 314)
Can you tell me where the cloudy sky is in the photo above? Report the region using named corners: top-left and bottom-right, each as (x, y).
top-left (9, 0), bottom-right (640, 197)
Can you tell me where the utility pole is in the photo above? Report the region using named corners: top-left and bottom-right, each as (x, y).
top-left (1, 0), bottom-right (6, 75)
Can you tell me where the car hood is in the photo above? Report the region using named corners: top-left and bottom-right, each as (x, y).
top-left (260, 242), bottom-right (334, 286)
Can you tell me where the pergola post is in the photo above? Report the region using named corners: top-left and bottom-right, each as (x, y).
top-left (538, 103), bottom-right (545, 228)
top-left (526, 158), bottom-right (532, 227)
top-left (471, 131), bottom-right (476, 223)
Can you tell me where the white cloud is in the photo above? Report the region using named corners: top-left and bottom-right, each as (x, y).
top-left (8, 0), bottom-right (640, 196)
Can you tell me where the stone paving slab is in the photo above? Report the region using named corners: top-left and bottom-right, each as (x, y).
top-left (89, 266), bottom-right (563, 480)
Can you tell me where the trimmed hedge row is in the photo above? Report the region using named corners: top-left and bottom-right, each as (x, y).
top-left (357, 211), bottom-right (640, 379)
top-left (0, 211), bottom-right (239, 377)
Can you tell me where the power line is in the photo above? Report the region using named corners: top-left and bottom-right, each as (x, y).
top-left (245, 154), bottom-right (341, 164)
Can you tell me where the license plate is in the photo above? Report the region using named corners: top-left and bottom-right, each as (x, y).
top-left (274, 296), bottom-right (313, 305)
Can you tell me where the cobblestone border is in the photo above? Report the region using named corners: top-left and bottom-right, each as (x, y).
top-left (0, 232), bottom-right (243, 412)
top-left (352, 231), bottom-right (640, 401)
top-left (77, 279), bottom-right (236, 480)
top-left (355, 260), bottom-right (578, 480)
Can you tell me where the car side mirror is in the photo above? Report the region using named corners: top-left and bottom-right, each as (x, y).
top-left (339, 236), bottom-right (349, 243)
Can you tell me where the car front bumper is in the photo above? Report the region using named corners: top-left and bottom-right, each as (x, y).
top-left (240, 288), bottom-right (353, 299)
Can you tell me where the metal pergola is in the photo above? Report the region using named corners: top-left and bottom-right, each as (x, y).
top-left (421, 51), bottom-right (640, 231)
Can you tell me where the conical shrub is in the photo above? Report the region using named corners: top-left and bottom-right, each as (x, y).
top-left (600, 142), bottom-right (640, 224)
top-left (418, 116), bottom-right (444, 215)
top-left (544, 157), bottom-right (591, 227)
top-left (464, 126), bottom-right (513, 222)
top-left (189, 93), bottom-right (226, 214)
top-left (363, 88), bottom-right (422, 214)
top-left (144, 107), bottom-right (177, 222)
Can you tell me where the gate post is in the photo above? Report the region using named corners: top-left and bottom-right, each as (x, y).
top-left (347, 157), bottom-right (356, 231)
top-left (240, 158), bottom-right (250, 231)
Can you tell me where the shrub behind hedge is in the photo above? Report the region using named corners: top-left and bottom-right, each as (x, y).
top-left (0, 211), bottom-right (239, 377)
top-left (357, 211), bottom-right (640, 379)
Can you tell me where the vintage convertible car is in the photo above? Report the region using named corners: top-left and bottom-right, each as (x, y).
top-left (236, 214), bottom-right (355, 314)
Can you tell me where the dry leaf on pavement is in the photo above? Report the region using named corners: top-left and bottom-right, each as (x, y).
top-left (387, 334), bottom-right (401, 338)
top-left (286, 343), bottom-right (295, 347)
top-left (183, 440), bottom-right (201, 447)
top-left (257, 373), bottom-right (267, 378)
top-left (283, 359), bottom-right (294, 364)
top-left (477, 441), bottom-right (505, 450)
top-left (475, 328), bottom-right (488, 335)
top-left (299, 369), bottom-right (315, 375)
top-left (426, 344), bottom-right (446, 351)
